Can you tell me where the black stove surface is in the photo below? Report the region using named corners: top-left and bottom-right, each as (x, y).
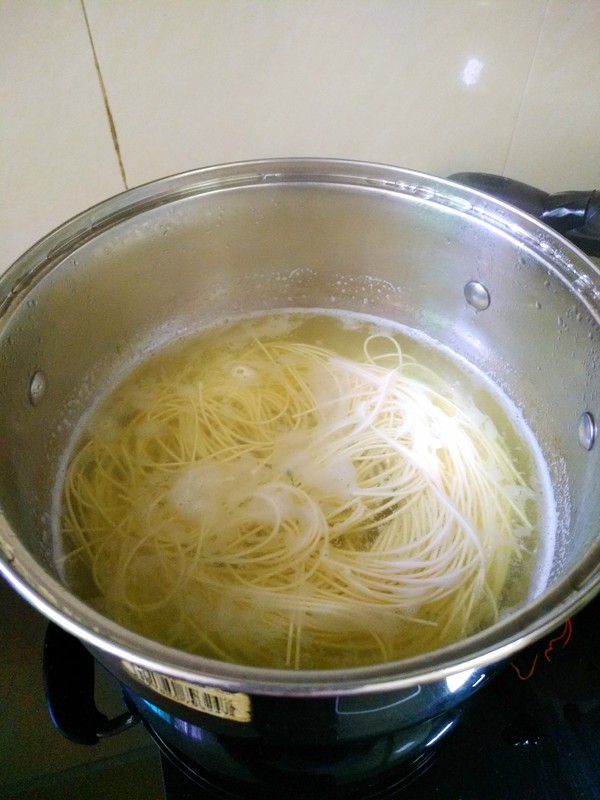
top-left (158, 595), bottom-right (599, 800)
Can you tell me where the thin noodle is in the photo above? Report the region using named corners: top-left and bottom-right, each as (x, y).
top-left (60, 323), bottom-right (535, 669)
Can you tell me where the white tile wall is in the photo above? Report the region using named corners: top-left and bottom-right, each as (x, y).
top-left (0, 0), bottom-right (124, 274)
top-left (1, 0), bottom-right (599, 275)
top-left (83, 0), bottom-right (549, 185)
top-left (505, 0), bottom-right (600, 189)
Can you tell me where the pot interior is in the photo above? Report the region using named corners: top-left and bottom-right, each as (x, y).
top-left (1, 160), bottom-right (599, 689)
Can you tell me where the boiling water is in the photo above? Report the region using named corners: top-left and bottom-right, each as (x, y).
top-left (56, 310), bottom-right (556, 669)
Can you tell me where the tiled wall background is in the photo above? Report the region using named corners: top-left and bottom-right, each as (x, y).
top-left (1, 0), bottom-right (599, 276)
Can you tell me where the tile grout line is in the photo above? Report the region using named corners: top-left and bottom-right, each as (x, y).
top-left (80, 0), bottom-right (129, 189)
top-left (501, 0), bottom-right (552, 179)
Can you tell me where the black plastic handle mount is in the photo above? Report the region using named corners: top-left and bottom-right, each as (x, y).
top-left (448, 172), bottom-right (600, 258)
top-left (43, 622), bottom-right (140, 745)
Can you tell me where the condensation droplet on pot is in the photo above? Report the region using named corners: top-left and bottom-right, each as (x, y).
top-left (578, 412), bottom-right (596, 451)
top-left (2, 542), bottom-right (15, 563)
top-left (464, 280), bottom-right (490, 311)
top-left (29, 370), bottom-right (47, 406)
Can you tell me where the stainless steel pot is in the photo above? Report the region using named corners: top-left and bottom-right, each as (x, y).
top-left (1, 160), bottom-right (599, 789)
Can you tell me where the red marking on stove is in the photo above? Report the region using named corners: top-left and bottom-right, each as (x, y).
top-left (511, 655), bottom-right (539, 681)
top-left (510, 618), bottom-right (573, 680)
top-left (543, 617), bottom-right (572, 662)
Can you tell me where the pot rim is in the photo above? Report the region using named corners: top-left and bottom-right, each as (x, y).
top-left (1, 158), bottom-right (600, 696)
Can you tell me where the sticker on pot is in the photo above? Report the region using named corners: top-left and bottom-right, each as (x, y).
top-left (121, 661), bottom-right (252, 722)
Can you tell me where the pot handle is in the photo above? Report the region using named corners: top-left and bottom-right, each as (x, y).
top-left (448, 172), bottom-right (600, 258)
top-left (43, 622), bottom-right (140, 745)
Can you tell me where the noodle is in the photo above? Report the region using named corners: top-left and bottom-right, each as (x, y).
top-left (60, 312), bottom-right (537, 669)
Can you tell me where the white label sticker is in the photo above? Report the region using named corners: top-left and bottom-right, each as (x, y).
top-left (122, 661), bottom-right (252, 723)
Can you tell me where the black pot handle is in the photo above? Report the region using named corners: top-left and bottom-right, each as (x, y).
top-left (448, 172), bottom-right (600, 258)
top-left (43, 622), bottom-right (140, 745)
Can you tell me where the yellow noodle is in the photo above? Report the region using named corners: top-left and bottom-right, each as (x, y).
top-left (60, 317), bottom-right (537, 669)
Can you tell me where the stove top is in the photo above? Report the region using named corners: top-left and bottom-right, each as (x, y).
top-left (156, 595), bottom-right (599, 800)
top-left (34, 587), bottom-right (599, 800)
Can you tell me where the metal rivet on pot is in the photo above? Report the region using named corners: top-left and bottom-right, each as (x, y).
top-left (578, 412), bottom-right (596, 451)
top-left (29, 370), bottom-right (47, 406)
top-left (464, 280), bottom-right (490, 311)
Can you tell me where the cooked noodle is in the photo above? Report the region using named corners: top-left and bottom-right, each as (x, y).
top-left (61, 316), bottom-right (535, 669)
